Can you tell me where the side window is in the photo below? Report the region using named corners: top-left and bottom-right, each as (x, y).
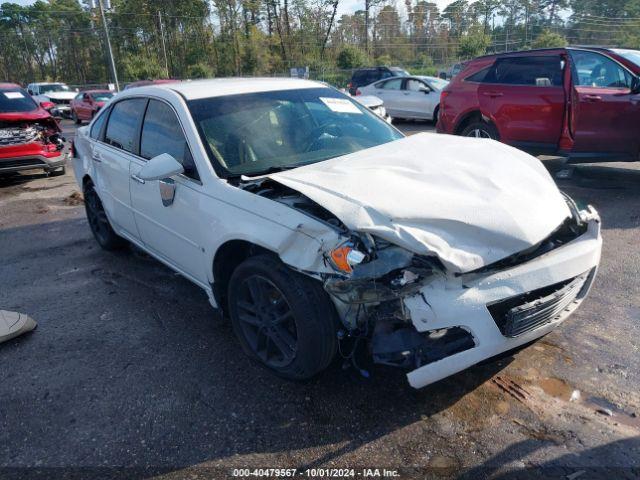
top-left (74, 93), bottom-right (83, 101)
top-left (381, 78), bottom-right (403, 90)
top-left (405, 79), bottom-right (427, 91)
top-left (90, 107), bottom-right (109, 140)
top-left (380, 70), bottom-right (393, 79)
top-left (104, 98), bottom-right (147, 153)
top-left (465, 66), bottom-right (491, 83)
top-left (485, 56), bottom-right (563, 86)
top-left (570, 50), bottom-right (632, 88)
top-left (140, 99), bottom-right (199, 181)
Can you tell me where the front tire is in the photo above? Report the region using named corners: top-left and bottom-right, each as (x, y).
top-left (83, 181), bottom-right (128, 250)
top-left (228, 254), bottom-right (338, 380)
top-left (72, 110), bottom-right (81, 125)
top-left (48, 166), bottom-right (66, 177)
top-left (461, 120), bottom-right (499, 140)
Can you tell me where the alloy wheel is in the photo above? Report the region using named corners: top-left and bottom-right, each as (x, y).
top-left (236, 275), bottom-right (298, 368)
top-left (466, 128), bottom-right (493, 139)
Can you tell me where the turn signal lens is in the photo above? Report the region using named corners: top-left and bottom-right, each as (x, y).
top-left (330, 245), bottom-right (366, 273)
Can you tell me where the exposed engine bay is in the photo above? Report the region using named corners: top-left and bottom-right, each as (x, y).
top-left (0, 119), bottom-right (64, 151)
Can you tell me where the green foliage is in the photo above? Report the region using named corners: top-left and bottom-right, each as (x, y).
top-left (336, 45), bottom-right (369, 69)
top-left (0, 0), bottom-right (639, 87)
top-left (458, 32), bottom-right (492, 59)
top-left (531, 30), bottom-right (568, 49)
top-left (185, 63), bottom-right (214, 79)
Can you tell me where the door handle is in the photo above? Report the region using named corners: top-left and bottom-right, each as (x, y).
top-left (584, 94), bottom-right (602, 102)
top-left (130, 174), bottom-right (145, 184)
top-left (91, 151), bottom-right (101, 162)
top-left (482, 91), bottom-right (504, 98)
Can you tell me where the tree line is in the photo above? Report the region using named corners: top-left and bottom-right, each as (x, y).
top-left (1, 0), bottom-right (640, 87)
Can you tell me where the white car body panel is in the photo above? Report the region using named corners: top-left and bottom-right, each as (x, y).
top-left (268, 133), bottom-right (571, 273)
top-left (359, 76), bottom-right (446, 120)
top-left (72, 78), bottom-right (602, 389)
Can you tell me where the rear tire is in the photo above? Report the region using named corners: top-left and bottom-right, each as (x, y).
top-left (83, 181), bottom-right (128, 250)
top-left (228, 254), bottom-right (338, 380)
top-left (461, 121), bottom-right (499, 140)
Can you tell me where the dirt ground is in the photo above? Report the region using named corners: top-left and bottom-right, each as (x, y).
top-left (0, 120), bottom-right (639, 479)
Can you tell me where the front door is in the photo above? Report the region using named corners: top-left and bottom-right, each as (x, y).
top-left (478, 54), bottom-right (566, 151)
top-left (129, 99), bottom-right (208, 286)
top-left (569, 49), bottom-right (640, 161)
top-left (401, 78), bottom-right (439, 120)
top-left (93, 97), bottom-right (147, 240)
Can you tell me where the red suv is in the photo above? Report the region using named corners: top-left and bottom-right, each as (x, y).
top-left (0, 83), bottom-right (66, 176)
top-left (437, 47), bottom-right (640, 162)
top-left (70, 89), bottom-right (114, 124)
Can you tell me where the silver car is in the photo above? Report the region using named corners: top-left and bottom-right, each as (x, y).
top-left (358, 75), bottom-right (449, 122)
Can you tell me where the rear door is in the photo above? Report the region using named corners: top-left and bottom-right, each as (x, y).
top-left (568, 49), bottom-right (640, 161)
top-left (370, 78), bottom-right (404, 117)
top-left (478, 54), bottom-right (566, 152)
top-left (93, 97), bottom-right (147, 240)
top-left (129, 98), bottom-right (209, 285)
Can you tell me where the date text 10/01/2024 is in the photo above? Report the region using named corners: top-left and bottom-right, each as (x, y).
top-left (231, 468), bottom-right (401, 477)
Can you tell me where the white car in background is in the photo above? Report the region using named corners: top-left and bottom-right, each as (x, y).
top-left (27, 82), bottom-right (77, 118)
top-left (353, 94), bottom-right (392, 123)
top-left (358, 75), bottom-right (449, 122)
top-left (72, 78), bottom-right (601, 389)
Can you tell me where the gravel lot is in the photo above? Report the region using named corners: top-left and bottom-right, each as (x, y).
top-left (1, 120), bottom-right (639, 479)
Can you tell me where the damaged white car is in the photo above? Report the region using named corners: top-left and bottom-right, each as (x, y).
top-left (72, 78), bottom-right (602, 388)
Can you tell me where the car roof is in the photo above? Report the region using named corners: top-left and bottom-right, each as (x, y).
top-left (138, 77), bottom-right (328, 101)
top-left (0, 82), bottom-right (21, 90)
top-left (29, 82), bottom-right (67, 86)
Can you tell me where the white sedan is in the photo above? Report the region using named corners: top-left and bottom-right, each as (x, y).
top-left (357, 75), bottom-right (448, 122)
top-left (72, 78), bottom-right (601, 389)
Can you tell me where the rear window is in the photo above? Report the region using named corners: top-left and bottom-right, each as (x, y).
top-left (484, 56), bottom-right (563, 86)
top-left (0, 89), bottom-right (38, 113)
top-left (104, 98), bottom-right (147, 153)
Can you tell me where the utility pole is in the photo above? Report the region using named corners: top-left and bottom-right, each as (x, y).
top-left (158, 11), bottom-right (169, 78)
top-left (97, 0), bottom-right (119, 91)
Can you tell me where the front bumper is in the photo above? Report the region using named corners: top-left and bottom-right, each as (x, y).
top-left (401, 215), bottom-right (602, 389)
top-left (0, 151), bottom-right (67, 174)
top-left (50, 105), bottom-right (71, 117)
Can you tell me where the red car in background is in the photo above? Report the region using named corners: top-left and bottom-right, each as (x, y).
top-left (70, 89), bottom-right (114, 124)
top-left (437, 47), bottom-right (640, 162)
top-left (0, 83), bottom-right (66, 176)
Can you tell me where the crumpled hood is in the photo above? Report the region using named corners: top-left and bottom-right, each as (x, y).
top-left (268, 133), bottom-right (571, 273)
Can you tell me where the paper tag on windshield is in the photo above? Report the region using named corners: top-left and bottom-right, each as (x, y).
top-left (4, 92), bottom-right (25, 99)
top-left (320, 97), bottom-right (362, 114)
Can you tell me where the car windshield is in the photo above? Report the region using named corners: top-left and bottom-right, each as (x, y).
top-left (0, 89), bottom-right (38, 113)
top-left (611, 49), bottom-right (640, 68)
top-left (40, 84), bottom-right (69, 93)
top-left (421, 77), bottom-right (449, 90)
top-left (92, 92), bottom-right (114, 102)
top-left (188, 87), bottom-right (403, 177)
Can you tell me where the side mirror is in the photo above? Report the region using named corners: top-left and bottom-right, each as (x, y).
top-left (28, 89), bottom-right (34, 95)
top-left (138, 153), bottom-right (184, 181)
top-left (419, 86), bottom-right (431, 94)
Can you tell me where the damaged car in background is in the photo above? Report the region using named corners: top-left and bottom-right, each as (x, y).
top-left (0, 83), bottom-right (66, 177)
top-left (71, 78), bottom-right (602, 388)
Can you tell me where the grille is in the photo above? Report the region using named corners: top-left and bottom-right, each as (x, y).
top-left (0, 127), bottom-right (39, 146)
top-left (488, 269), bottom-right (593, 337)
